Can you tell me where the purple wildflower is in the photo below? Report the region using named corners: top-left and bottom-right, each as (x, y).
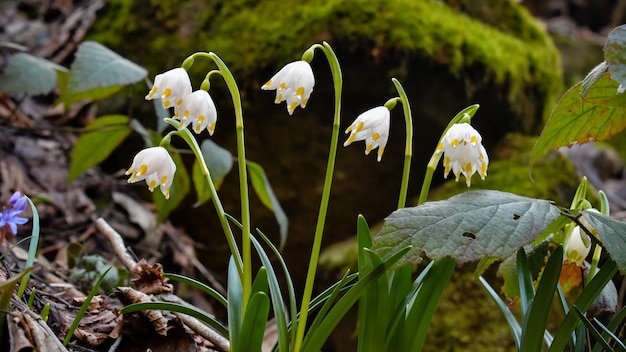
top-left (0, 191), bottom-right (29, 236)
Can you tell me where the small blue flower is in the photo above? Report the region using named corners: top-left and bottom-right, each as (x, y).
top-left (0, 191), bottom-right (29, 236)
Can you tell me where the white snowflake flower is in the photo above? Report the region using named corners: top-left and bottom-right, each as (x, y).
top-left (125, 147), bottom-right (177, 199)
top-left (436, 122), bottom-right (489, 187)
top-left (261, 60), bottom-right (314, 115)
top-left (343, 106), bottom-right (390, 162)
top-left (565, 225), bottom-right (591, 266)
top-left (145, 68), bottom-right (192, 111)
top-left (175, 90), bottom-right (218, 135)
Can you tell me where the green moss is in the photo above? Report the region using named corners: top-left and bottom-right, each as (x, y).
top-left (88, 0), bottom-right (561, 114)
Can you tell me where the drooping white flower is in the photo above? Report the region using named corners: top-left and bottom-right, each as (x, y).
top-left (261, 60), bottom-right (314, 115)
top-left (565, 225), bottom-right (591, 266)
top-left (175, 90), bottom-right (218, 135)
top-left (435, 122), bottom-right (489, 187)
top-left (125, 147), bottom-right (177, 199)
top-left (145, 68), bottom-right (192, 111)
top-left (343, 106), bottom-right (390, 162)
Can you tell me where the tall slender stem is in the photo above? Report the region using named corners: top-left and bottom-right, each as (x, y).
top-left (294, 42), bottom-right (342, 352)
top-left (392, 78), bottom-right (413, 209)
top-left (163, 120), bottom-right (243, 273)
top-left (208, 52), bottom-right (252, 311)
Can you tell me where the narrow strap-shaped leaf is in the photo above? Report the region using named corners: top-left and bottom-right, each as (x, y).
top-left (384, 261), bottom-right (435, 349)
top-left (251, 235), bottom-right (290, 352)
top-left (357, 247), bottom-right (389, 352)
top-left (251, 267), bottom-right (269, 297)
top-left (357, 215), bottom-right (373, 269)
top-left (549, 259), bottom-right (618, 351)
top-left (573, 307), bottom-right (614, 352)
top-left (119, 301), bottom-right (228, 337)
top-left (479, 275), bottom-right (522, 350)
top-left (593, 305), bottom-right (626, 352)
top-left (164, 273), bottom-right (227, 308)
top-left (593, 317), bottom-right (626, 351)
top-left (307, 270), bottom-right (356, 337)
top-left (517, 247), bottom-right (535, 315)
top-left (521, 246), bottom-right (563, 352)
top-left (400, 257), bottom-right (456, 352)
top-left (239, 292), bottom-right (270, 352)
top-left (301, 247), bottom-right (410, 352)
top-left (17, 198), bottom-right (40, 299)
top-left (227, 256), bottom-right (243, 349)
top-left (556, 284), bottom-right (577, 348)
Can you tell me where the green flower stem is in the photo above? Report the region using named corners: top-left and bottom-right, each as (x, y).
top-left (293, 41), bottom-right (342, 352)
top-left (417, 104), bottom-right (480, 205)
top-left (391, 79), bottom-right (413, 209)
top-left (163, 121), bottom-right (243, 275)
top-left (183, 51), bottom-right (253, 311)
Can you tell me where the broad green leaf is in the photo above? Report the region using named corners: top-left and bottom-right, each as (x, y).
top-left (192, 139), bottom-right (233, 206)
top-left (154, 150), bottom-right (190, 222)
top-left (582, 210), bottom-right (626, 272)
top-left (531, 78), bottom-right (626, 165)
top-left (247, 161), bottom-right (288, 248)
top-left (68, 115), bottom-right (131, 182)
top-left (0, 53), bottom-right (67, 95)
top-left (59, 41), bottom-right (146, 106)
top-left (581, 72), bottom-right (626, 107)
top-left (373, 190), bottom-right (560, 266)
top-left (605, 25), bottom-right (626, 89)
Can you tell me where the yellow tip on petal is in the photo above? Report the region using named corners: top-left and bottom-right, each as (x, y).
top-left (197, 115), bottom-right (205, 122)
top-left (481, 162), bottom-right (487, 179)
top-left (372, 132), bottom-right (380, 141)
top-left (183, 110), bottom-right (190, 119)
top-left (161, 176), bottom-right (168, 185)
top-left (346, 133), bottom-right (356, 145)
top-left (289, 102), bottom-right (298, 113)
top-left (209, 122), bottom-right (216, 135)
top-left (279, 82), bottom-right (286, 89)
top-left (470, 135), bottom-right (478, 145)
top-left (345, 125), bottom-right (353, 133)
top-left (137, 164), bottom-right (148, 176)
top-left (295, 86), bottom-right (305, 98)
top-left (275, 94), bottom-right (283, 103)
top-left (436, 142), bottom-right (443, 153)
top-left (163, 100), bottom-right (171, 108)
top-left (164, 187), bottom-right (171, 199)
top-left (355, 121), bottom-right (364, 132)
top-left (176, 99), bottom-right (184, 107)
top-left (163, 88), bottom-right (171, 98)
top-left (365, 144), bottom-right (373, 154)
top-left (301, 98), bottom-right (308, 107)
top-left (262, 80), bottom-right (272, 88)
top-left (377, 147), bottom-right (385, 161)
top-left (451, 139), bottom-right (459, 148)
top-left (149, 179), bottom-right (157, 191)
top-left (465, 176), bottom-right (472, 187)
top-left (195, 125), bottom-right (201, 133)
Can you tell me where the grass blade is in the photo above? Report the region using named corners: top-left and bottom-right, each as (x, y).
top-left (164, 273), bottom-right (227, 308)
top-left (479, 275), bottom-right (522, 350)
top-left (17, 198), bottom-right (40, 298)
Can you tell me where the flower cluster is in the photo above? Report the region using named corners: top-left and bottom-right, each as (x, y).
top-left (0, 191), bottom-right (29, 237)
top-left (126, 147), bottom-right (177, 199)
top-left (436, 123), bottom-right (489, 187)
top-left (146, 68), bottom-right (218, 135)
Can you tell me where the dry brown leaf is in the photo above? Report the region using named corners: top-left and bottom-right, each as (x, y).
top-left (131, 260), bottom-right (173, 295)
top-left (116, 287), bottom-right (170, 336)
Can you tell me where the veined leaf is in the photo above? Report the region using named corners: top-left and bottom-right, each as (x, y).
top-left (605, 24), bottom-right (626, 90)
top-left (581, 72), bottom-right (626, 107)
top-left (68, 115), bottom-right (131, 183)
top-left (531, 78), bottom-right (626, 165)
top-left (0, 53), bottom-right (67, 95)
top-left (247, 161), bottom-right (288, 248)
top-left (59, 41), bottom-right (146, 106)
top-left (192, 139), bottom-right (233, 207)
top-left (373, 190), bottom-right (560, 266)
top-left (581, 62), bottom-right (608, 98)
top-left (582, 210), bottom-right (626, 272)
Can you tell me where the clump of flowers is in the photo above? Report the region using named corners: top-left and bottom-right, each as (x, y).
top-left (125, 147), bottom-right (177, 199)
top-left (262, 60), bottom-right (315, 115)
top-left (436, 122), bottom-right (489, 187)
top-left (0, 191), bottom-right (29, 245)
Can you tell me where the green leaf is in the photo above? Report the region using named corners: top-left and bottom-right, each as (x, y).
top-left (479, 276), bottom-right (522, 350)
top-left (605, 24), bottom-right (626, 89)
top-left (239, 292), bottom-right (270, 352)
top-left (573, 307), bottom-right (614, 352)
top-left (154, 150), bottom-right (190, 222)
top-left (247, 161), bottom-right (288, 248)
top-left (517, 248), bottom-right (535, 315)
top-left (531, 77), bottom-right (626, 165)
top-left (119, 301), bottom-right (228, 338)
top-left (521, 246), bottom-right (562, 352)
top-left (59, 41), bottom-right (146, 106)
top-left (581, 72), bottom-right (626, 107)
top-left (373, 190), bottom-right (560, 266)
top-left (192, 139), bottom-right (233, 206)
top-left (163, 273), bottom-right (227, 308)
top-left (582, 210), bottom-right (626, 272)
top-left (68, 115), bottom-right (131, 183)
top-left (227, 257), bottom-right (243, 350)
top-left (581, 62), bottom-right (608, 98)
top-left (0, 53), bottom-right (66, 95)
